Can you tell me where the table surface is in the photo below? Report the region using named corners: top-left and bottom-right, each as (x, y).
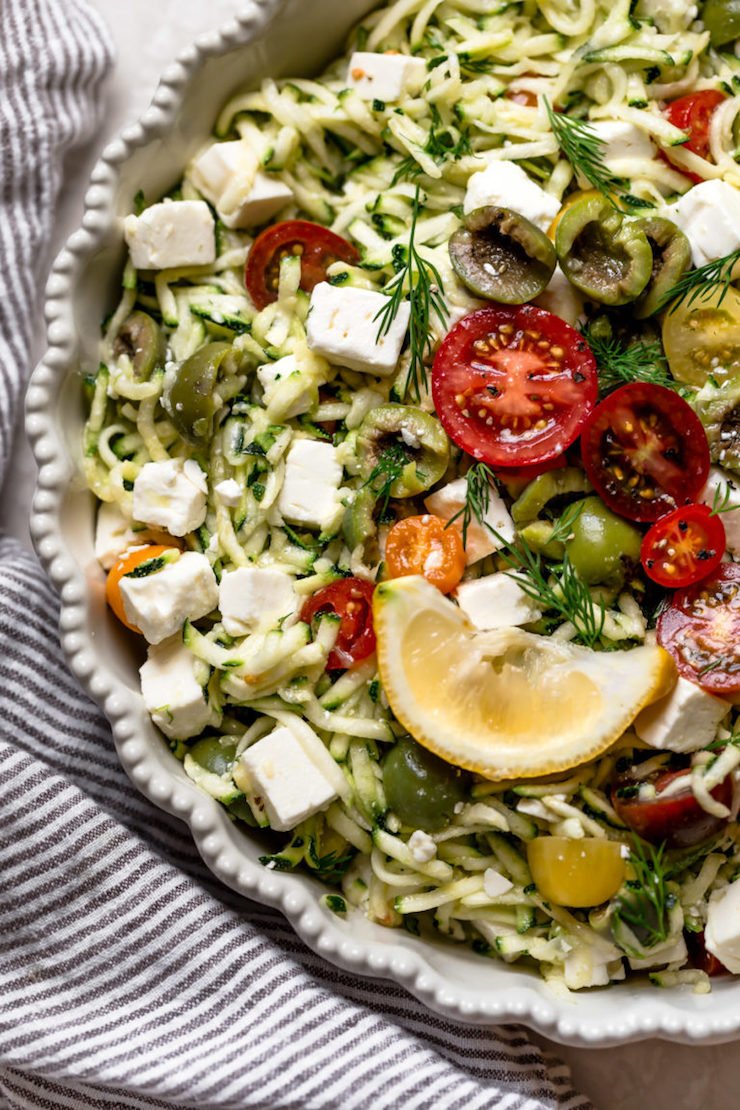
top-left (4, 2), bottom-right (739, 1103)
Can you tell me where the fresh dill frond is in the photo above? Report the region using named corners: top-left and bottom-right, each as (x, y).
top-left (547, 499), bottom-right (586, 544)
top-left (662, 247), bottom-right (740, 313)
top-left (580, 325), bottom-right (676, 394)
top-left (709, 479), bottom-right (740, 517)
top-left (544, 99), bottom-right (624, 205)
top-left (363, 443), bottom-right (409, 514)
top-left (613, 838), bottom-right (674, 953)
top-left (457, 52), bottom-right (497, 75)
top-left (445, 462), bottom-right (497, 549)
top-left (374, 184), bottom-right (449, 401)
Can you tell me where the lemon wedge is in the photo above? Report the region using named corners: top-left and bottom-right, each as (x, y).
top-left (374, 575), bottom-right (676, 780)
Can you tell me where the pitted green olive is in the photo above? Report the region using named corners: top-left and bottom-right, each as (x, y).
top-left (662, 285), bottom-right (740, 387)
top-left (633, 217), bottom-right (692, 319)
top-left (555, 194), bottom-right (653, 306)
top-left (564, 496), bottom-right (642, 586)
top-left (113, 311), bottom-right (164, 380)
top-left (701, 0), bottom-right (740, 46)
top-left (189, 736), bottom-right (237, 775)
top-left (511, 467), bottom-right (592, 526)
top-left (356, 404), bottom-right (449, 498)
top-left (383, 735), bottom-right (469, 831)
top-left (449, 206), bottom-right (557, 304)
top-left (169, 341), bottom-right (232, 444)
top-left (692, 373), bottom-right (740, 471)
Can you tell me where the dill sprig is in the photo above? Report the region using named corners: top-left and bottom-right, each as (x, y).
top-left (580, 325), bottom-right (676, 394)
top-left (613, 838), bottom-right (674, 953)
top-left (662, 247), bottom-right (740, 313)
top-left (374, 184), bottom-right (449, 401)
top-left (547, 499), bottom-right (586, 544)
top-left (445, 462), bottom-right (496, 549)
top-left (363, 443), bottom-right (409, 515)
top-left (709, 479), bottom-right (740, 517)
top-left (544, 99), bottom-right (624, 206)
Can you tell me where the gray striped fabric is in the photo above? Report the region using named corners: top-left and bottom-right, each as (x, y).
top-left (0, 3), bottom-right (593, 1107)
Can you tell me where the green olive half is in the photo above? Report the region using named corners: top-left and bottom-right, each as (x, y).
top-left (701, 0), bottom-right (740, 46)
top-left (113, 310), bottom-right (164, 380)
top-left (356, 404), bottom-right (450, 498)
top-left (555, 193), bottom-right (653, 306)
top-left (383, 735), bottom-right (469, 831)
top-left (449, 206), bottom-right (556, 304)
top-left (511, 467), bottom-right (592, 526)
top-left (169, 341), bottom-right (232, 444)
top-left (632, 216), bottom-right (692, 320)
top-left (693, 373), bottom-right (740, 471)
top-left (564, 496), bottom-right (642, 587)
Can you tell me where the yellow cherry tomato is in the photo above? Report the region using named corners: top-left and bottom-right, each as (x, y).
top-left (105, 544), bottom-right (175, 632)
top-left (527, 836), bottom-right (626, 907)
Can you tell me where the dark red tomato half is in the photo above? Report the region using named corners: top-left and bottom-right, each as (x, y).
top-left (685, 929), bottom-right (730, 977)
top-left (641, 504), bottom-right (726, 589)
top-left (301, 577), bottom-right (376, 670)
top-left (580, 383), bottom-right (710, 523)
top-left (612, 769), bottom-right (733, 849)
top-left (658, 562), bottom-right (740, 697)
top-left (662, 91), bottom-right (727, 184)
top-left (245, 220), bottom-right (360, 309)
top-left (431, 305), bottom-right (598, 468)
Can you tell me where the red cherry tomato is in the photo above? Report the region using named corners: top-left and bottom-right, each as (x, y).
top-left (431, 305), bottom-right (598, 468)
top-left (301, 577), bottom-right (376, 670)
top-left (658, 562), bottom-right (740, 697)
top-left (685, 929), bottom-right (730, 976)
top-left (612, 769), bottom-right (733, 848)
top-left (245, 220), bottom-right (360, 309)
top-left (662, 91), bottom-right (727, 184)
top-left (641, 504), bottom-right (726, 589)
top-left (580, 383), bottom-right (710, 523)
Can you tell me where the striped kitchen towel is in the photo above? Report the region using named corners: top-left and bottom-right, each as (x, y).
top-left (0, 2), bottom-right (592, 1107)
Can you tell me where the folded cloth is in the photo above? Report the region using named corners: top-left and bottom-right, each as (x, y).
top-left (0, 3), bottom-right (592, 1108)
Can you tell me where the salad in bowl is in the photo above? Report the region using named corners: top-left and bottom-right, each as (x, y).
top-left (81, 0), bottom-right (740, 995)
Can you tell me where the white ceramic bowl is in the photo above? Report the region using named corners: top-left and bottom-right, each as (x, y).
top-left (26, 0), bottom-right (740, 1046)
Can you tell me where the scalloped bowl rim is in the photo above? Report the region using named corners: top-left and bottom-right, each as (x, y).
top-left (25, 0), bottom-right (740, 1047)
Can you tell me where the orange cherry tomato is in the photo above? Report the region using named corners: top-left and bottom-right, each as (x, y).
top-left (105, 545), bottom-right (174, 632)
top-left (385, 514), bottom-right (466, 594)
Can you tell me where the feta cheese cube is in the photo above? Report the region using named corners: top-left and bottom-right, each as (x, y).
top-left (278, 438), bottom-right (343, 532)
top-left (483, 868), bottom-right (514, 898)
top-left (699, 467), bottom-right (740, 554)
top-left (257, 355), bottom-right (314, 419)
top-left (123, 200), bottom-right (215, 270)
top-left (218, 567), bottom-right (297, 636)
top-left (588, 121), bottom-right (656, 173)
top-left (119, 551), bottom-right (219, 644)
top-left (535, 264), bottom-right (586, 326)
top-left (408, 829), bottom-right (437, 864)
top-left (213, 478), bottom-right (242, 508)
top-left (463, 159), bottom-right (560, 232)
top-left (306, 282), bottom-right (410, 377)
top-left (634, 675), bottom-right (730, 753)
top-left (95, 502), bottom-right (148, 570)
top-left (133, 458), bottom-right (208, 537)
top-left (455, 572), bottom-right (542, 630)
top-left (347, 51), bottom-right (427, 102)
top-left (705, 880), bottom-right (740, 973)
top-left (664, 181), bottom-right (740, 268)
top-left (563, 947), bottom-right (616, 990)
top-left (140, 636), bottom-right (219, 739)
top-left (191, 140), bottom-right (293, 229)
top-left (425, 478), bottom-right (515, 564)
top-left (237, 725), bottom-right (338, 831)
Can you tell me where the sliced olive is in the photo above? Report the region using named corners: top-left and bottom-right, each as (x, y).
top-left (564, 496), bottom-right (642, 587)
top-left (188, 736), bottom-right (237, 775)
top-left (356, 404), bottom-right (449, 498)
top-left (555, 193), bottom-right (653, 306)
top-left (169, 341), bottom-right (232, 444)
top-left (692, 373), bottom-right (740, 472)
top-left (662, 285), bottom-right (740, 387)
top-left (449, 206), bottom-right (556, 304)
top-left (383, 735), bottom-right (469, 832)
top-left (113, 311), bottom-right (164, 380)
top-left (633, 216), bottom-right (692, 319)
top-left (701, 0), bottom-right (740, 46)
top-left (511, 466), bottom-right (592, 526)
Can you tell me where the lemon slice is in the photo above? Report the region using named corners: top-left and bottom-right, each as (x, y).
top-left (374, 575), bottom-right (676, 780)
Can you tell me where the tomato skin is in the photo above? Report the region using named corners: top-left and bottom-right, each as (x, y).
top-left (640, 504), bottom-right (726, 589)
top-left (301, 577), bottom-right (376, 670)
top-left (105, 545), bottom-right (175, 632)
top-left (685, 929), bottom-right (730, 976)
top-left (658, 562), bottom-right (740, 697)
top-left (662, 91), bottom-right (727, 184)
top-left (245, 220), bottom-right (360, 310)
top-left (580, 383), bottom-right (710, 523)
top-left (612, 769), bottom-right (733, 848)
top-left (431, 305), bottom-right (598, 468)
top-left (385, 514), bottom-right (466, 594)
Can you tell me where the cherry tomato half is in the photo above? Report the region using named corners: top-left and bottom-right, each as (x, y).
top-left (385, 514), bottom-right (466, 594)
top-left (662, 91), bottom-right (726, 184)
top-left (612, 769), bottom-right (733, 848)
top-left (431, 305), bottom-right (598, 468)
top-left (301, 576), bottom-right (376, 670)
top-left (685, 929), bottom-right (730, 976)
top-left (106, 545), bottom-right (175, 633)
top-left (580, 383), bottom-right (710, 523)
top-left (641, 504), bottom-right (726, 589)
top-left (658, 562), bottom-right (740, 698)
top-left (245, 220), bottom-right (360, 310)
